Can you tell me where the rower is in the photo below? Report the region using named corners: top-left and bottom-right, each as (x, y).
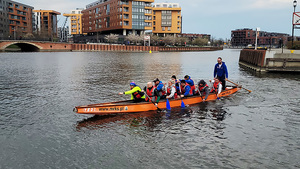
top-left (144, 82), bottom-right (160, 106)
top-left (197, 79), bottom-right (210, 101)
top-left (171, 75), bottom-right (180, 94)
top-left (180, 80), bottom-right (193, 98)
top-left (153, 78), bottom-right (166, 99)
top-left (166, 79), bottom-right (178, 99)
top-left (184, 75), bottom-right (196, 94)
top-left (118, 82), bottom-right (145, 102)
top-left (210, 77), bottom-right (222, 98)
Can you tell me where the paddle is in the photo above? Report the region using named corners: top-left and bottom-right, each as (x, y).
top-left (166, 99), bottom-right (171, 110)
top-left (143, 92), bottom-right (162, 111)
top-left (226, 79), bottom-right (252, 93)
top-left (178, 82), bottom-right (185, 108)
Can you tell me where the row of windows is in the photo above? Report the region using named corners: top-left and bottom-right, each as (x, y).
top-left (153, 27), bottom-right (180, 31)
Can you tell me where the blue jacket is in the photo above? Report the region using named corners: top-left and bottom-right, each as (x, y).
top-left (214, 62), bottom-right (228, 78)
top-left (185, 76), bottom-right (195, 87)
top-left (184, 85), bottom-right (192, 96)
top-left (156, 81), bottom-right (164, 92)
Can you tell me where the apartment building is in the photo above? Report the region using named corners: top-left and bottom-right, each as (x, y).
top-left (231, 28), bottom-right (289, 47)
top-left (82, 0), bottom-right (154, 36)
top-left (63, 8), bottom-right (83, 35)
top-left (33, 10), bottom-right (61, 38)
top-left (0, 0), bottom-right (34, 39)
top-left (152, 3), bottom-right (181, 36)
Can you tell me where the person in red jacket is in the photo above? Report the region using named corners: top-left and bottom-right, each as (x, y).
top-left (180, 80), bottom-right (193, 98)
top-left (197, 80), bottom-right (210, 101)
top-left (210, 77), bottom-right (222, 98)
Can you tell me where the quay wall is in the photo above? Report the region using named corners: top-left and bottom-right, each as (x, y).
top-left (239, 49), bottom-right (300, 72)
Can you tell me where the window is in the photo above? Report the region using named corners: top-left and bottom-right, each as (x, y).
top-left (162, 27), bottom-right (165, 31)
top-left (168, 27), bottom-right (171, 31)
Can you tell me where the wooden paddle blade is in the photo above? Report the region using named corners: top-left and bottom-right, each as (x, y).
top-left (166, 99), bottom-right (171, 110)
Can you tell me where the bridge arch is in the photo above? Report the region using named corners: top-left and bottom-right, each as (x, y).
top-left (3, 42), bottom-right (42, 52)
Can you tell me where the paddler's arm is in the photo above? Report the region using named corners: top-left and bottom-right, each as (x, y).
top-left (154, 89), bottom-right (160, 104)
top-left (204, 87), bottom-right (209, 100)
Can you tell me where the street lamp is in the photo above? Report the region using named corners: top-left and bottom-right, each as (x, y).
top-left (292, 0), bottom-right (297, 48)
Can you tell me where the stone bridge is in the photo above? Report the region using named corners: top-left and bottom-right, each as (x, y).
top-left (0, 40), bottom-right (72, 52)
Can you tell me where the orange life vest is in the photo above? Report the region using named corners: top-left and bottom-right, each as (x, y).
top-left (211, 81), bottom-right (221, 93)
top-left (145, 87), bottom-right (157, 102)
top-left (167, 86), bottom-right (178, 99)
top-left (180, 83), bottom-right (193, 95)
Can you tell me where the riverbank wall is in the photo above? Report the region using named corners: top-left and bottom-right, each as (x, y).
top-left (239, 49), bottom-right (300, 72)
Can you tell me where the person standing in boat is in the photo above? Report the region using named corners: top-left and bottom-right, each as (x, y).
top-left (196, 79), bottom-right (210, 101)
top-left (184, 75), bottom-right (196, 94)
top-left (214, 57), bottom-right (228, 91)
top-left (144, 82), bottom-right (161, 106)
top-left (210, 77), bottom-right (222, 98)
top-left (153, 78), bottom-right (166, 99)
top-left (118, 82), bottom-right (145, 102)
top-left (166, 79), bottom-right (178, 99)
top-left (180, 80), bottom-right (193, 98)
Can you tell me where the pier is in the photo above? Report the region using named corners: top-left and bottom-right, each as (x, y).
top-left (239, 48), bottom-right (300, 72)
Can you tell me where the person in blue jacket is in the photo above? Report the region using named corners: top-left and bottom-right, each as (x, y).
top-left (180, 80), bottom-right (193, 97)
top-left (214, 57), bottom-right (228, 90)
top-left (153, 78), bottom-right (166, 99)
top-left (184, 75), bottom-right (196, 94)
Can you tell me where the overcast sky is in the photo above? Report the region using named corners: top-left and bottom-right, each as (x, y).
top-left (20, 0), bottom-right (294, 39)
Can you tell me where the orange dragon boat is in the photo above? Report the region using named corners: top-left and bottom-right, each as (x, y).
top-left (74, 86), bottom-right (241, 115)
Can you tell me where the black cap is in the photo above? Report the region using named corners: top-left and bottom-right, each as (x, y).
top-left (153, 78), bottom-right (159, 82)
top-left (184, 75), bottom-right (189, 79)
top-left (180, 79), bottom-right (186, 83)
top-left (171, 75), bottom-right (176, 79)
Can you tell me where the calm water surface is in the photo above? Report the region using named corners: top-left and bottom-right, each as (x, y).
top-left (0, 50), bottom-right (299, 169)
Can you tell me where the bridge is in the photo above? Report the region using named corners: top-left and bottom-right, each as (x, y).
top-left (0, 40), bottom-right (72, 52)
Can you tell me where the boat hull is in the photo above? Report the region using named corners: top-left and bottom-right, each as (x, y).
top-left (74, 87), bottom-right (241, 115)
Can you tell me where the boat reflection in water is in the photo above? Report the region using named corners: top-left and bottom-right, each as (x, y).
top-left (76, 102), bottom-right (228, 132)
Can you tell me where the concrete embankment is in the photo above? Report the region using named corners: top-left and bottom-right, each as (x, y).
top-left (239, 49), bottom-right (300, 72)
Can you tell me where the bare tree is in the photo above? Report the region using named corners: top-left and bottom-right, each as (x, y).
top-left (162, 35), bottom-right (176, 46)
top-left (105, 34), bottom-right (119, 44)
top-left (125, 34), bottom-right (143, 45)
top-left (192, 37), bottom-right (209, 46)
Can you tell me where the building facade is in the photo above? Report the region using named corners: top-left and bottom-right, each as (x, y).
top-left (63, 8), bottom-right (83, 35)
top-left (152, 3), bottom-right (181, 36)
top-left (33, 10), bottom-right (61, 38)
top-left (0, 0), bottom-right (34, 39)
top-left (231, 28), bottom-right (289, 47)
top-left (82, 0), bottom-right (154, 36)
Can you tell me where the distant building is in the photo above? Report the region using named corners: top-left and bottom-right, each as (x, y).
top-left (0, 0), bottom-right (34, 39)
top-left (33, 10), bottom-right (61, 38)
top-left (152, 3), bottom-right (181, 36)
top-left (231, 28), bottom-right (289, 47)
top-left (178, 33), bottom-right (211, 41)
top-left (63, 8), bottom-right (84, 35)
top-left (58, 26), bottom-right (69, 42)
top-left (82, 0), bottom-right (154, 37)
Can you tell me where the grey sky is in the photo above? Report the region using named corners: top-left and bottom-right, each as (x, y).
top-left (20, 0), bottom-right (294, 39)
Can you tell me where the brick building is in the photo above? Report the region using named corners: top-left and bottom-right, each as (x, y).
top-left (231, 28), bottom-right (289, 47)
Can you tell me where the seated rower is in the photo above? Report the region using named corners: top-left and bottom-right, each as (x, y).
top-left (166, 79), bottom-right (178, 99)
top-left (184, 75), bottom-right (196, 94)
top-left (210, 77), bottom-right (222, 98)
top-left (144, 82), bottom-right (161, 106)
top-left (153, 78), bottom-right (166, 99)
top-left (119, 82), bottom-right (145, 102)
top-left (171, 75), bottom-right (180, 94)
top-left (197, 79), bottom-right (210, 101)
top-left (180, 80), bottom-right (193, 98)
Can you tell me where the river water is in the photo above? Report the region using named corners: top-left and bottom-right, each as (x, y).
top-left (0, 49), bottom-right (299, 169)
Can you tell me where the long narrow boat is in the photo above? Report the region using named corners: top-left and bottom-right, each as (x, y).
top-left (74, 86), bottom-right (241, 115)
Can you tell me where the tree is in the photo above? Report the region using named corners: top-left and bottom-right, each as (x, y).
top-left (150, 34), bottom-right (160, 46)
top-left (192, 37), bottom-right (209, 46)
top-left (175, 37), bottom-right (189, 46)
top-left (105, 34), bottom-right (119, 44)
top-left (162, 35), bottom-right (176, 46)
top-left (125, 34), bottom-right (143, 45)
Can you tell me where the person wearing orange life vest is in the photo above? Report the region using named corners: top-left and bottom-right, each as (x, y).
top-left (210, 77), bottom-right (223, 98)
top-left (197, 79), bottom-right (210, 101)
top-left (180, 80), bottom-right (193, 98)
top-left (166, 79), bottom-right (178, 99)
top-left (184, 75), bottom-right (196, 94)
top-left (118, 82), bottom-right (145, 102)
top-left (143, 82), bottom-right (160, 106)
top-left (153, 78), bottom-right (166, 99)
